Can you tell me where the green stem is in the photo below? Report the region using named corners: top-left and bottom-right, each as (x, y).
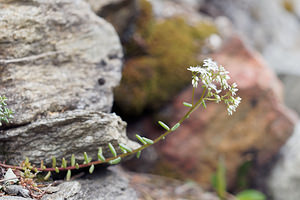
top-left (0, 88), bottom-right (207, 172)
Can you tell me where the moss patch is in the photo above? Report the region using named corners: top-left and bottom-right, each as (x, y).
top-left (114, 0), bottom-right (217, 117)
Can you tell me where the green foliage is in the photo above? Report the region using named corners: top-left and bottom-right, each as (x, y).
top-left (211, 157), bottom-right (227, 200)
top-left (0, 95), bottom-right (13, 126)
top-left (236, 160), bottom-right (253, 190)
top-left (236, 190), bottom-right (266, 200)
top-left (0, 59), bottom-right (242, 188)
top-left (212, 158), bottom-right (265, 200)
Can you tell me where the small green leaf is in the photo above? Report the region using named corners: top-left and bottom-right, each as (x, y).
top-left (89, 164), bottom-right (95, 174)
top-left (108, 157), bottom-right (121, 165)
top-left (171, 123), bottom-right (180, 131)
top-left (75, 163), bottom-right (80, 169)
top-left (97, 147), bottom-right (106, 162)
top-left (71, 154), bottom-right (75, 167)
top-left (136, 151), bottom-right (141, 159)
top-left (108, 143), bottom-right (117, 157)
top-left (52, 156), bottom-right (56, 168)
top-left (136, 134), bottom-right (147, 145)
top-left (158, 121), bottom-right (170, 131)
top-left (183, 102), bottom-right (193, 107)
top-left (66, 170), bottom-right (71, 181)
top-left (44, 171), bottom-right (51, 181)
top-left (236, 190), bottom-right (266, 200)
top-left (202, 99), bottom-right (207, 109)
top-left (61, 157), bottom-right (67, 168)
top-left (119, 144), bottom-right (132, 153)
top-left (55, 167), bottom-right (59, 173)
top-left (83, 152), bottom-right (89, 164)
top-left (211, 157), bottom-right (226, 199)
top-left (142, 137), bottom-right (154, 144)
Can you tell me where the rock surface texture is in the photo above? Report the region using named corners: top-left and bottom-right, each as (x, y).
top-left (268, 121), bottom-right (300, 200)
top-left (0, 0), bottom-right (138, 165)
top-left (127, 36), bottom-right (298, 188)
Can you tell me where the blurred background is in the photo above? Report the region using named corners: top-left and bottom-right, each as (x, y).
top-left (93, 0), bottom-right (300, 199)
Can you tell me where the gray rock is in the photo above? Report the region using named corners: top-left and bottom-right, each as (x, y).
top-left (41, 167), bottom-right (137, 200)
top-left (202, 0), bottom-right (300, 75)
top-left (85, 0), bottom-right (137, 40)
top-left (0, 110), bottom-right (139, 165)
top-left (0, 0), bottom-right (140, 165)
top-left (3, 185), bottom-right (30, 198)
top-left (0, 0), bottom-right (122, 126)
top-left (0, 197), bottom-right (33, 200)
top-left (268, 121), bottom-right (300, 200)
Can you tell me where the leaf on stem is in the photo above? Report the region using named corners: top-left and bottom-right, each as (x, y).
top-left (55, 167), bottom-right (59, 173)
top-left (119, 143), bottom-right (132, 153)
top-left (97, 147), bottom-right (106, 162)
top-left (158, 121), bottom-right (170, 131)
top-left (71, 154), bottom-right (75, 167)
top-left (136, 134), bottom-right (147, 145)
top-left (61, 158), bottom-right (67, 168)
top-left (142, 137), bottom-right (154, 144)
top-left (52, 156), bottom-right (56, 168)
top-left (108, 157), bottom-right (121, 165)
top-left (44, 171), bottom-right (51, 181)
top-left (171, 123), bottom-right (180, 131)
top-left (89, 165), bottom-right (95, 174)
top-left (136, 151), bottom-right (141, 159)
top-left (183, 102), bottom-right (193, 107)
top-left (66, 170), bottom-right (71, 181)
top-left (108, 143), bottom-right (117, 157)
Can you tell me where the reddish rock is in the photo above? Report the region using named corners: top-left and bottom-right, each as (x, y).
top-left (127, 36), bottom-right (298, 189)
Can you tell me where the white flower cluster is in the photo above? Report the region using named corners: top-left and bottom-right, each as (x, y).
top-left (187, 58), bottom-right (241, 115)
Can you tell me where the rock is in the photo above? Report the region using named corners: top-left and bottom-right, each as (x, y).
top-left (0, 197), bottom-right (33, 200)
top-left (0, 0), bottom-right (122, 126)
top-left (85, 0), bottom-right (137, 40)
top-left (0, 0), bottom-right (139, 165)
top-left (41, 166), bottom-right (220, 200)
top-left (267, 121), bottom-right (300, 200)
top-left (128, 169), bottom-right (221, 200)
top-left (202, 0), bottom-right (300, 75)
top-left (3, 185), bottom-right (30, 198)
top-left (126, 36), bottom-right (297, 189)
top-left (41, 167), bottom-right (138, 200)
top-left (0, 111), bottom-right (139, 165)
top-left (3, 168), bottom-right (18, 185)
top-left (201, 0), bottom-right (300, 115)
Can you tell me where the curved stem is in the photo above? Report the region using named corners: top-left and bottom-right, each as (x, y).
top-left (0, 88), bottom-right (207, 172)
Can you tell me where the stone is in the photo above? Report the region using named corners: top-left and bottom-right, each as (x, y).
top-left (201, 0), bottom-right (300, 115)
top-left (41, 167), bottom-right (138, 200)
top-left (0, 0), bottom-right (122, 126)
top-left (0, 0), bottom-right (139, 165)
top-left (85, 0), bottom-right (137, 40)
top-left (267, 120), bottom-right (300, 200)
top-left (3, 185), bottom-right (30, 198)
top-left (0, 197), bottom-right (33, 200)
top-left (3, 168), bottom-right (18, 185)
top-left (126, 36), bottom-right (298, 188)
top-left (128, 168), bottom-right (222, 200)
top-left (0, 111), bottom-right (139, 165)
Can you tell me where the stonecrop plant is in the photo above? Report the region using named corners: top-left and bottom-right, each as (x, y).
top-left (0, 58), bottom-right (241, 182)
top-left (0, 95), bottom-right (13, 126)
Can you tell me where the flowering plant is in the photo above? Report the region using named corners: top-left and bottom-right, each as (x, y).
top-left (0, 58), bottom-right (241, 183)
top-left (188, 58), bottom-right (241, 115)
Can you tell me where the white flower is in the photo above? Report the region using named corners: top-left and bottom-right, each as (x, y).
top-left (187, 58), bottom-right (241, 115)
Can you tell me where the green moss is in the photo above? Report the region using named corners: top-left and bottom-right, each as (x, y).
top-left (114, 0), bottom-right (218, 116)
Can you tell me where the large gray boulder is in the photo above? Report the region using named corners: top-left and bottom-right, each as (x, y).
top-left (0, 0), bottom-right (138, 165)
